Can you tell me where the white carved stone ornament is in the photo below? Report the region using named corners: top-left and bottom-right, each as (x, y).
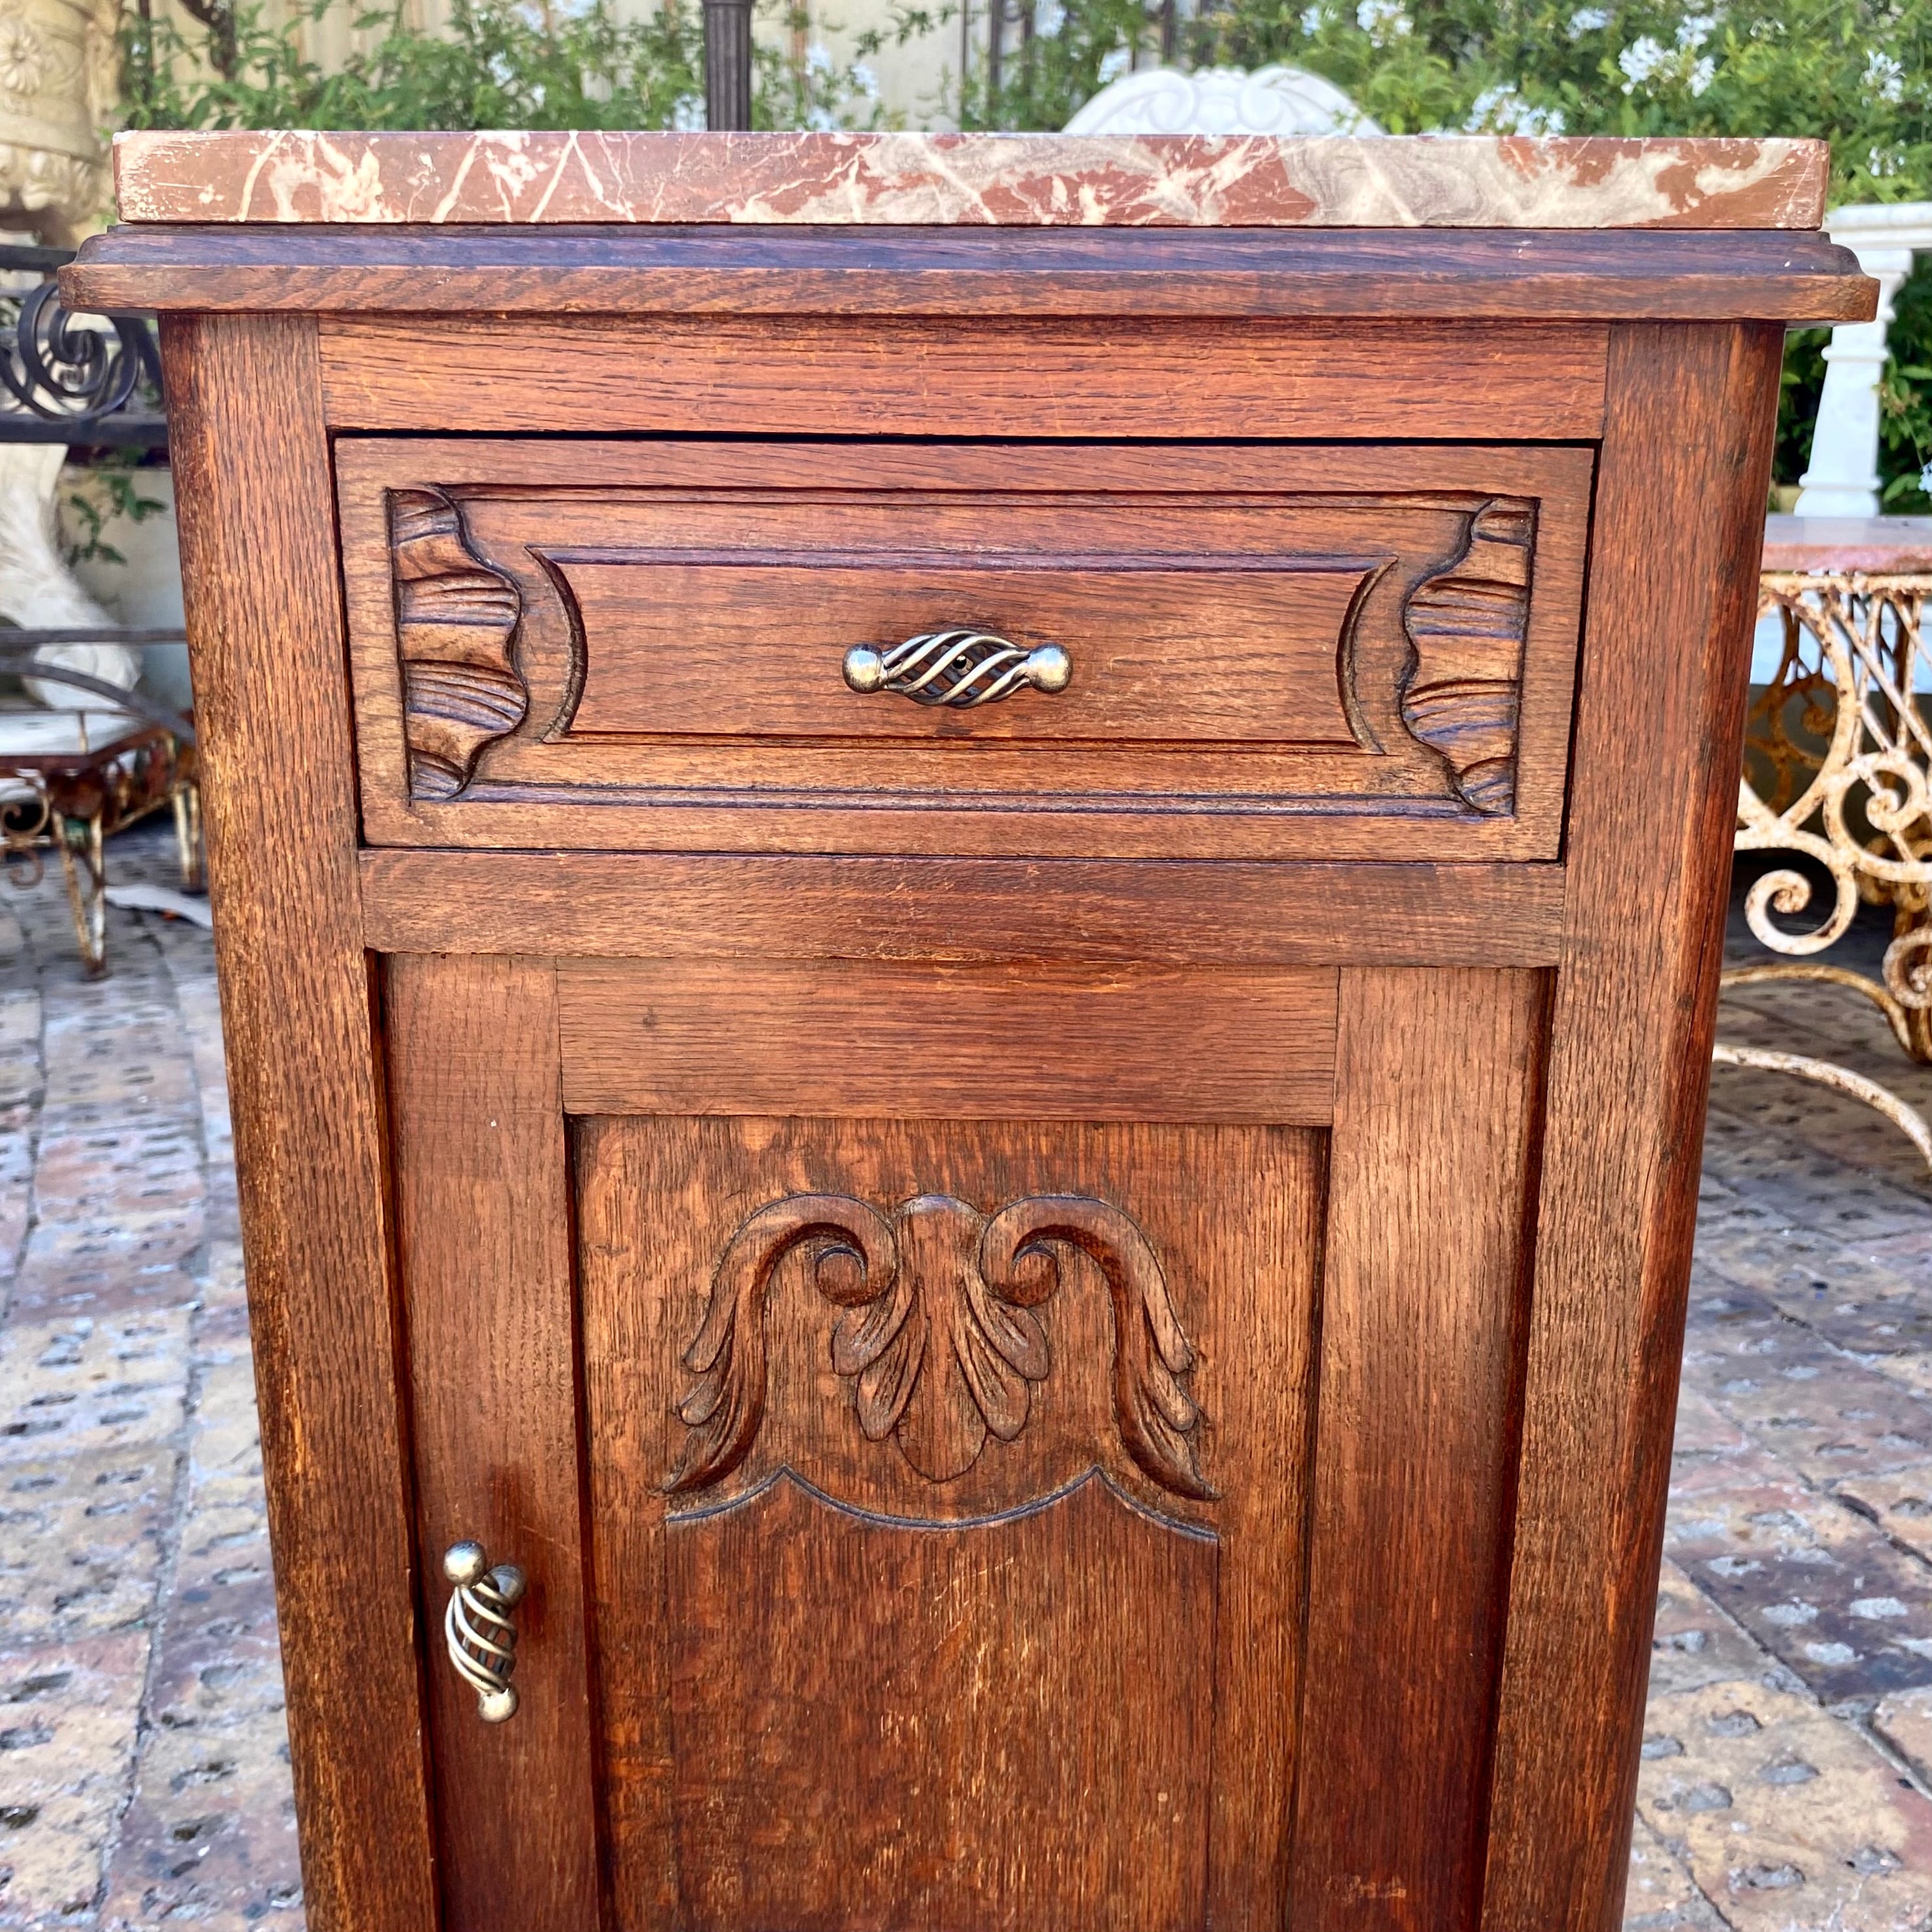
top-left (0, 0), bottom-right (119, 247)
top-left (1064, 63), bottom-right (1382, 136)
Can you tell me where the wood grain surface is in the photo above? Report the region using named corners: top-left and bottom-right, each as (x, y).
top-left (554, 555), bottom-right (1379, 744)
top-left (1293, 968), bottom-right (1548, 1932)
top-left (357, 851), bottom-right (1569, 967)
top-left (382, 954), bottom-right (601, 1931)
top-left (124, 212), bottom-right (1831, 1932)
top-left (577, 1114), bottom-right (1321, 1932)
top-left (155, 314), bottom-right (435, 1932)
top-left (64, 223), bottom-right (1874, 323)
top-left (332, 439), bottom-right (1590, 860)
top-left (557, 957), bottom-right (1339, 1122)
top-left (1481, 323), bottom-right (1788, 1930)
top-left (318, 315), bottom-right (1610, 441)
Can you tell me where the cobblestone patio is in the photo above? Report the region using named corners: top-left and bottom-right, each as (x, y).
top-left (1, 823), bottom-right (1929, 1931)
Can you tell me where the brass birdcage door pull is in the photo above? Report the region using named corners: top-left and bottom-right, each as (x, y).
top-left (841, 630), bottom-right (1072, 708)
top-left (441, 1540), bottom-right (525, 1723)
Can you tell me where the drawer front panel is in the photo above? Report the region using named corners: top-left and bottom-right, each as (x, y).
top-left (559, 553), bottom-right (1377, 746)
top-left (338, 439), bottom-right (1593, 860)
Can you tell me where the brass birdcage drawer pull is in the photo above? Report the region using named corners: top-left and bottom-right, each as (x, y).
top-left (841, 630), bottom-right (1072, 708)
top-left (441, 1540), bottom-right (525, 1723)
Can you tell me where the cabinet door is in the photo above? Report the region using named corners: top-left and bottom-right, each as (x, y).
top-left (386, 951), bottom-right (1545, 1932)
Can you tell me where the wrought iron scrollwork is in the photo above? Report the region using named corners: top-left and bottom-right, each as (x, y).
top-left (0, 245), bottom-right (166, 445)
top-left (1721, 570), bottom-right (1932, 1175)
top-left (842, 630), bottom-right (1072, 708)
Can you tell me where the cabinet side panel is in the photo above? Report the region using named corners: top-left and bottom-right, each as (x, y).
top-left (1291, 967), bottom-right (1547, 1932)
top-left (384, 952), bottom-right (601, 1932)
top-left (1482, 321), bottom-right (1785, 1931)
top-left (155, 313), bottom-right (435, 1932)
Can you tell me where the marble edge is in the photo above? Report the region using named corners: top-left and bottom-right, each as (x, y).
top-left (1763, 514), bottom-right (1932, 573)
top-left (1763, 546), bottom-right (1932, 573)
top-left (110, 129), bottom-right (1831, 230)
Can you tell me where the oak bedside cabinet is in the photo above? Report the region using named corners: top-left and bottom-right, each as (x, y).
top-left (68, 129), bottom-right (1872, 1932)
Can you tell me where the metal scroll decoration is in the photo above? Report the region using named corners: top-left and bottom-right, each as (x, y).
top-left (666, 1191), bottom-right (1214, 1501)
top-left (441, 1540), bottom-right (526, 1723)
top-left (841, 630), bottom-right (1072, 708)
top-left (1, 263), bottom-right (165, 443)
top-left (1723, 572), bottom-right (1932, 1171)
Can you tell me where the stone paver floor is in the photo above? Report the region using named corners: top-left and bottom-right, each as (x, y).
top-left (1, 822), bottom-right (1930, 1929)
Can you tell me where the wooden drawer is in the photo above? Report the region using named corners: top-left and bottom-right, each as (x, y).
top-left (338, 438), bottom-right (1592, 860)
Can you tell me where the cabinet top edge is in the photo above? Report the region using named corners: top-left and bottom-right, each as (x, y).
top-left (64, 222), bottom-right (1874, 325)
top-left (110, 131), bottom-right (1830, 233)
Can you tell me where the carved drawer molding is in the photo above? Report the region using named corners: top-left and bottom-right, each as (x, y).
top-left (339, 439), bottom-right (1590, 860)
top-left (387, 487), bottom-right (525, 799)
top-left (1401, 498), bottom-right (1535, 815)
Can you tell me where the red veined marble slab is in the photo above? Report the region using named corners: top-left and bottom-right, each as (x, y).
top-left (113, 129), bottom-right (1829, 229)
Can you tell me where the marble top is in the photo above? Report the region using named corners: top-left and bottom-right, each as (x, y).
top-left (113, 130), bottom-right (1829, 229)
top-left (1763, 515), bottom-right (1932, 574)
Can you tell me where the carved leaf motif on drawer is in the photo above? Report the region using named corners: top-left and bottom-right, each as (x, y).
top-left (666, 1190), bottom-right (1213, 1505)
top-left (388, 487), bottom-right (526, 799)
top-left (1399, 498), bottom-right (1536, 816)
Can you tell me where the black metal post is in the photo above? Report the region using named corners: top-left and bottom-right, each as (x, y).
top-left (703, 0), bottom-right (755, 130)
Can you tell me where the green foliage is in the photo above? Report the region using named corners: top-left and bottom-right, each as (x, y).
top-left (1878, 262), bottom-right (1932, 509)
top-left (950, 0), bottom-right (1159, 130)
top-left (956, 0), bottom-right (1932, 202)
top-left (62, 457), bottom-right (169, 571)
top-left (1773, 325), bottom-right (1829, 496)
top-left (1190, 0), bottom-right (1932, 197)
top-left (121, 0), bottom-right (886, 134)
top-left (1772, 270), bottom-right (1932, 508)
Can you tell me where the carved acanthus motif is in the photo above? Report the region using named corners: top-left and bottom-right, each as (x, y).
top-left (1400, 498), bottom-right (1535, 816)
top-left (388, 487), bottom-right (525, 799)
top-left (666, 1191), bottom-right (1213, 1502)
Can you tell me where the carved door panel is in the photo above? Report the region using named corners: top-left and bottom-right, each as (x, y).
top-left (387, 954), bottom-right (1546, 1932)
top-left (580, 1116), bottom-right (1321, 1932)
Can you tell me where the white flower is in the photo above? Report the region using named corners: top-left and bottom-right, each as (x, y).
top-left (1866, 49), bottom-right (1906, 103)
top-left (1618, 33), bottom-right (1667, 89)
top-left (1463, 83), bottom-right (1566, 134)
top-left (672, 92), bottom-right (706, 129)
top-left (806, 106), bottom-right (837, 129)
top-left (805, 41), bottom-right (834, 76)
top-left (1356, 0), bottom-right (1412, 44)
top-left (1036, 0), bottom-right (1066, 33)
top-left (851, 60), bottom-right (879, 97)
top-left (1872, 143), bottom-right (1905, 176)
top-left (1676, 12), bottom-right (1716, 48)
top-left (1097, 45), bottom-right (1131, 81)
top-left (1565, 7), bottom-right (1609, 35)
top-left (1300, 1), bottom-right (1325, 29)
top-left (1687, 52), bottom-right (1714, 93)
